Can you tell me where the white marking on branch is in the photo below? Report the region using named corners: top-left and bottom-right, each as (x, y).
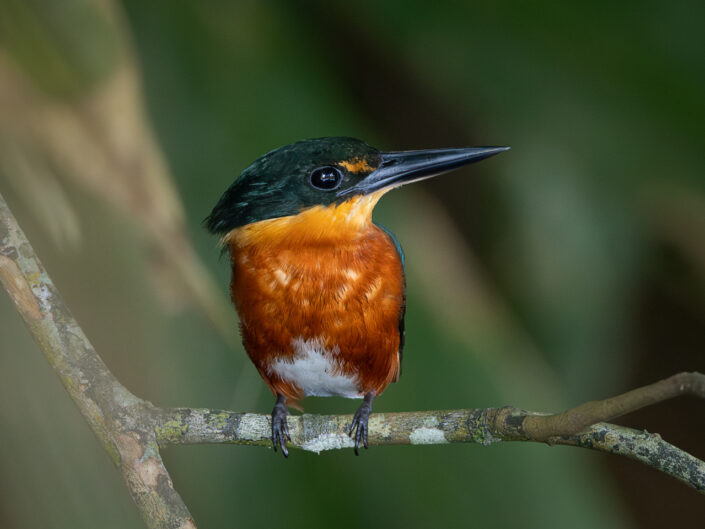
top-left (410, 427), bottom-right (448, 445)
top-left (301, 433), bottom-right (355, 454)
top-left (237, 414), bottom-right (269, 441)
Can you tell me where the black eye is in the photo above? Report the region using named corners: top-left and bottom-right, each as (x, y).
top-left (310, 166), bottom-right (343, 190)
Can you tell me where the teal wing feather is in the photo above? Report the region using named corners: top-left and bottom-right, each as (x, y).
top-left (375, 222), bottom-right (406, 378)
top-left (375, 222), bottom-right (405, 271)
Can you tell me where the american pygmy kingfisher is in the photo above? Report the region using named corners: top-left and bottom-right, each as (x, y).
top-left (207, 137), bottom-right (507, 456)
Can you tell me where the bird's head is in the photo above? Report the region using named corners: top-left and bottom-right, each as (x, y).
top-left (206, 137), bottom-right (508, 242)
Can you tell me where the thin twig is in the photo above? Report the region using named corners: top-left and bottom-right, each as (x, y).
top-left (1, 189), bottom-right (704, 529)
top-left (519, 372), bottom-right (705, 441)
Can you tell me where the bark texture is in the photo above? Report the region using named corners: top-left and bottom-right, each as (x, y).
top-left (1, 191), bottom-right (703, 529)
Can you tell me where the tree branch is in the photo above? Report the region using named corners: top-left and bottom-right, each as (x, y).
top-left (0, 191), bottom-right (196, 529)
top-left (518, 372), bottom-right (705, 441)
top-left (1, 189), bottom-right (704, 529)
top-left (152, 404), bottom-right (705, 493)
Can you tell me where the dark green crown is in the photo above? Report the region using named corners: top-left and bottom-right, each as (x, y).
top-left (207, 137), bottom-right (509, 234)
top-left (206, 137), bottom-right (380, 233)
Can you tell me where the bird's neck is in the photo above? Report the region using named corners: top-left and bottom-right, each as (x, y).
top-left (223, 190), bottom-right (387, 249)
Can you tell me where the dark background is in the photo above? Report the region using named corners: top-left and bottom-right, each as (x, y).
top-left (1, 1), bottom-right (704, 527)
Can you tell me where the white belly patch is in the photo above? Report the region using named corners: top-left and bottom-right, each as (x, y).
top-left (268, 337), bottom-right (362, 398)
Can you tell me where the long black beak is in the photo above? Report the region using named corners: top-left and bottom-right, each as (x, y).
top-left (337, 146), bottom-right (509, 197)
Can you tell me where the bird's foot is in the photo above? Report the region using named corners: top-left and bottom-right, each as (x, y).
top-left (348, 392), bottom-right (375, 456)
top-left (271, 394), bottom-right (291, 457)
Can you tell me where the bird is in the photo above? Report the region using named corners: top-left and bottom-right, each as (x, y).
top-left (206, 137), bottom-right (508, 456)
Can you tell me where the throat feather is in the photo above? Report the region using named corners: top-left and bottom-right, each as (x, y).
top-left (223, 190), bottom-right (387, 248)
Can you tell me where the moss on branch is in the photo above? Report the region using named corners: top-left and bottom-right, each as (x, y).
top-left (1, 189), bottom-right (704, 529)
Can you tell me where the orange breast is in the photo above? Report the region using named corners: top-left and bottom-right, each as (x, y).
top-left (226, 202), bottom-right (404, 404)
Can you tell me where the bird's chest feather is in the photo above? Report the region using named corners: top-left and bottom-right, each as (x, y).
top-left (225, 208), bottom-right (404, 399)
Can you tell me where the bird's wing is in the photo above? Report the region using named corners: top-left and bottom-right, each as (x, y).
top-left (375, 222), bottom-right (406, 379)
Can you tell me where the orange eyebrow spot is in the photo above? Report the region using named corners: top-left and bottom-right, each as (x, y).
top-left (339, 158), bottom-right (374, 174)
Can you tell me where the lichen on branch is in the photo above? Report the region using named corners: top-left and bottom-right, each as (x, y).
top-left (1, 189), bottom-right (704, 529)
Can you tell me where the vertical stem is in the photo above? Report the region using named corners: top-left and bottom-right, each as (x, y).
top-left (0, 191), bottom-right (197, 528)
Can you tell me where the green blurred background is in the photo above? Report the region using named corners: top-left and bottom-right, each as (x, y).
top-left (1, 0), bottom-right (704, 527)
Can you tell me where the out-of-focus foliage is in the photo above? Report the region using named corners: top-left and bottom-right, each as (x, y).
top-left (1, 0), bottom-right (704, 528)
top-left (0, 0), bottom-right (235, 343)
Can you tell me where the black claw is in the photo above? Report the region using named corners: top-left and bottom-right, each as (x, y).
top-left (271, 394), bottom-right (290, 458)
top-left (348, 392), bottom-right (374, 456)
